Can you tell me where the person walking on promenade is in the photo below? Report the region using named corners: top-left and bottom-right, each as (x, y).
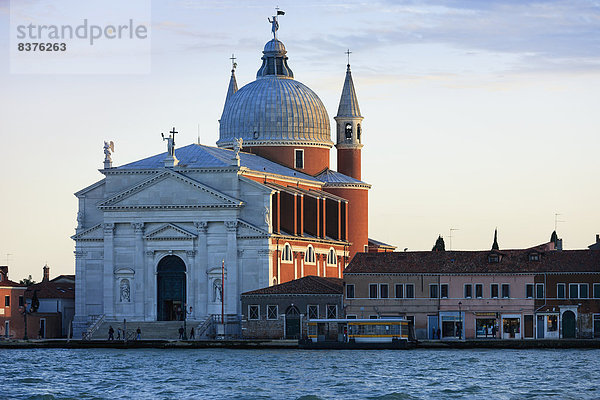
top-left (108, 326), bottom-right (114, 341)
top-left (178, 326), bottom-right (185, 340)
top-left (116, 327), bottom-right (121, 340)
top-left (136, 327), bottom-right (141, 340)
top-left (190, 327), bottom-right (195, 340)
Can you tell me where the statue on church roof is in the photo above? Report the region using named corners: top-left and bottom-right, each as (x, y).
top-left (103, 141), bottom-right (114, 169)
top-left (162, 127), bottom-right (177, 157)
top-left (268, 9), bottom-right (285, 39)
top-left (233, 137), bottom-right (243, 158)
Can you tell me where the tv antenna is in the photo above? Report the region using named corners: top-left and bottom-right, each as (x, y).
top-left (449, 228), bottom-right (459, 251)
top-left (554, 213), bottom-right (565, 232)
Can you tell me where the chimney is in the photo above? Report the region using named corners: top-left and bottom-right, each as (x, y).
top-left (43, 264), bottom-right (50, 282)
top-left (0, 266), bottom-right (7, 281)
top-left (596, 234), bottom-right (599, 243)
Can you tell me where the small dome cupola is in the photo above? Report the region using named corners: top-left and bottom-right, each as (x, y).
top-left (256, 39), bottom-right (294, 78)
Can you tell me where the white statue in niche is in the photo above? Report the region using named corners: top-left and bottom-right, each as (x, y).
top-left (213, 279), bottom-right (222, 303)
top-left (264, 206), bottom-right (271, 231)
top-left (120, 279), bottom-right (130, 302)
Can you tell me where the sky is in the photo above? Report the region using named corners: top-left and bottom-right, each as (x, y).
top-left (0, 0), bottom-right (599, 281)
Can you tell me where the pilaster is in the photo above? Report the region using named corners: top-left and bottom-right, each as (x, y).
top-left (194, 221), bottom-right (209, 318)
top-left (103, 223), bottom-right (115, 318)
top-left (145, 250), bottom-right (155, 320)
top-left (132, 222), bottom-right (145, 318)
top-left (225, 220), bottom-right (239, 315)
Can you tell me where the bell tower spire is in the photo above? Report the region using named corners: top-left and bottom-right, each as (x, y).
top-left (225, 54), bottom-right (238, 104)
top-left (335, 52), bottom-right (363, 180)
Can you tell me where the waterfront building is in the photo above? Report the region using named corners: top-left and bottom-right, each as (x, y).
top-left (72, 16), bottom-right (378, 337)
top-left (343, 234), bottom-right (600, 340)
top-left (0, 266), bottom-right (27, 338)
top-left (24, 265), bottom-right (75, 338)
top-left (241, 275), bottom-right (343, 339)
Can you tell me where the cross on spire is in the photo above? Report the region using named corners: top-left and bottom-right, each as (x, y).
top-left (230, 53), bottom-right (237, 71)
top-left (346, 49), bottom-right (352, 66)
top-left (170, 127), bottom-right (178, 136)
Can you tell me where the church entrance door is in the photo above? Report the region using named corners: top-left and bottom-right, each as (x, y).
top-left (157, 255), bottom-right (186, 321)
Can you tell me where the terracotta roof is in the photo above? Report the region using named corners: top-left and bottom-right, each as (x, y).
top-left (345, 249), bottom-right (600, 274)
top-left (242, 276), bottom-right (343, 296)
top-left (0, 279), bottom-right (25, 288)
top-left (368, 238), bottom-right (396, 249)
top-left (25, 278), bottom-right (75, 299)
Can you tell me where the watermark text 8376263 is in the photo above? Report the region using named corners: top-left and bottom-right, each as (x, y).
top-left (17, 43), bottom-right (67, 52)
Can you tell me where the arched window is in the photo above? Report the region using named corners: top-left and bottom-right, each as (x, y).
top-left (357, 124), bottom-right (361, 142)
top-left (305, 245), bottom-right (315, 263)
top-left (345, 123), bottom-right (352, 139)
top-left (281, 243), bottom-right (293, 262)
top-left (327, 248), bottom-right (337, 265)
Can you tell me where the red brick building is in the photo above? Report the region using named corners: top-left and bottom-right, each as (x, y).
top-left (0, 266), bottom-right (27, 338)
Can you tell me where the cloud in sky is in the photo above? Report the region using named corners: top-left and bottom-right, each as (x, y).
top-left (152, 0), bottom-right (600, 75)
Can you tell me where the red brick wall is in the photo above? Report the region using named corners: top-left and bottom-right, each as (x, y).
top-left (337, 148), bottom-right (361, 181)
top-left (324, 187), bottom-right (368, 259)
top-left (271, 238), bottom-right (347, 284)
top-left (245, 146), bottom-right (330, 176)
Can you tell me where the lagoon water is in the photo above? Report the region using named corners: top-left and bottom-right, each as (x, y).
top-left (1, 348), bottom-right (599, 399)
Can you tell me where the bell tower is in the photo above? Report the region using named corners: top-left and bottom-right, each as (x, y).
top-left (335, 55), bottom-right (363, 180)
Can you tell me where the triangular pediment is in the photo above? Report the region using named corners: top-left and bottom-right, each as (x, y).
top-left (99, 170), bottom-right (243, 210)
top-left (144, 223), bottom-right (197, 241)
top-left (71, 223), bottom-right (103, 241)
top-left (237, 219), bottom-right (270, 238)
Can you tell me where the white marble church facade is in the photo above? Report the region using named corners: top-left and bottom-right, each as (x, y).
top-left (72, 154), bottom-right (275, 335)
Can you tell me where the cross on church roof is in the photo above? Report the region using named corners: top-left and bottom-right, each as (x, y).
top-left (346, 49), bottom-right (352, 66)
top-left (230, 54), bottom-right (237, 70)
top-left (170, 127), bottom-right (178, 136)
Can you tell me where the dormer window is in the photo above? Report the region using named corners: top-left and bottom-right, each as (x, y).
top-left (345, 123), bottom-right (352, 139)
top-left (529, 253), bottom-right (540, 261)
top-left (488, 254), bottom-right (500, 263)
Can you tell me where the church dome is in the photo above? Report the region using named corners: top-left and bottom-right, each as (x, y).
top-left (218, 37), bottom-right (332, 149)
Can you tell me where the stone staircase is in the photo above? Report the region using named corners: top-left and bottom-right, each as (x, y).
top-left (90, 320), bottom-right (204, 340)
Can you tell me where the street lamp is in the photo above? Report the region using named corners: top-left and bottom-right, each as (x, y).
top-left (458, 301), bottom-right (462, 340)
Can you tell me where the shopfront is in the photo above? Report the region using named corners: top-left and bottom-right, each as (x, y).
top-left (501, 314), bottom-right (521, 339)
top-left (536, 313), bottom-right (559, 339)
top-left (440, 312), bottom-right (463, 339)
top-left (474, 313), bottom-right (498, 338)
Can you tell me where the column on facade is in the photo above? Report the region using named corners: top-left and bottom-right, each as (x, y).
top-left (102, 223), bottom-right (115, 318)
top-left (145, 250), bottom-right (155, 320)
top-left (74, 250), bottom-right (86, 318)
top-left (132, 223), bottom-right (145, 318)
top-left (194, 221), bottom-right (208, 318)
top-left (321, 198), bottom-right (327, 239)
top-left (337, 201), bottom-right (342, 241)
top-left (225, 220), bottom-right (239, 316)
top-left (186, 249), bottom-right (197, 320)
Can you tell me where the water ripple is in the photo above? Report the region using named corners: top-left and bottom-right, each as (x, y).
top-left (1, 348), bottom-right (600, 399)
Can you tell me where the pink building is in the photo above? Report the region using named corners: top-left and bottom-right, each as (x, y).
top-left (438, 273), bottom-right (535, 340)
